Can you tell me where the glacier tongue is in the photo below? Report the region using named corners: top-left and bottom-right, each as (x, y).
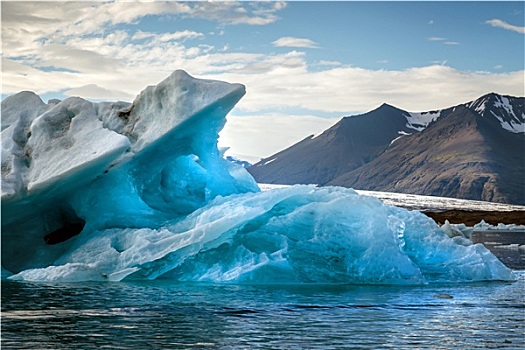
top-left (1, 70), bottom-right (515, 283)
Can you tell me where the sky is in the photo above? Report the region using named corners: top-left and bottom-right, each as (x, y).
top-left (2, 1), bottom-right (524, 162)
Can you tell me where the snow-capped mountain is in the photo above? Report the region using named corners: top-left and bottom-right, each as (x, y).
top-left (248, 93), bottom-right (525, 205)
top-left (467, 93), bottom-right (525, 133)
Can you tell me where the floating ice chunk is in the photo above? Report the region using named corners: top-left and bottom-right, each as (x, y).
top-left (441, 220), bottom-right (468, 239)
top-left (474, 221), bottom-right (525, 231)
top-left (1, 71), bottom-right (257, 274)
top-left (9, 186), bottom-right (515, 284)
top-left (1, 71), bottom-right (515, 284)
top-left (9, 263), bottom-right (108, 282)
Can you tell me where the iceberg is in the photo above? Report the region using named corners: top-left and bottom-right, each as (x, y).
top-left (1, 71), bottom-right (515, 283)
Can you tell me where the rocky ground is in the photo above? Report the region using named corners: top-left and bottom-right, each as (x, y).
top-left (423, 210), bottom-right (525, 226)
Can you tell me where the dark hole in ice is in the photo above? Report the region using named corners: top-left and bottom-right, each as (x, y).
top-left (118, 105), bottom-right (133, 122)
top-left (44, 218), bottom-right (86, 245)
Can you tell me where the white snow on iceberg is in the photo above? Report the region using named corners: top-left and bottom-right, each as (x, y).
top-left (1, 71), bottom-right (515, 284)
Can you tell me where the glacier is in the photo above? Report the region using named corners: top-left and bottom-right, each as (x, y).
top-left (1, 70), bottom-right (515, 283)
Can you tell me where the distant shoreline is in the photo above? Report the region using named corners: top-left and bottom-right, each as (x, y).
top-left (259, 185), bottom-right (525, 221)
top-left (423, 210), bottom-right (525, 226)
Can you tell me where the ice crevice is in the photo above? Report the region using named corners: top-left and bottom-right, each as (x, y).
top-left (0, 70), bottom-right (516, 284)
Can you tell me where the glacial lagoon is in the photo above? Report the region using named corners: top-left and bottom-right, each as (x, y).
top-left (2, 273), bottom-right (524, 349)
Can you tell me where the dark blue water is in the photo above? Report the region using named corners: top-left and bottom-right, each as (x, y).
top-left (2, 272), bottom-right (524, 349)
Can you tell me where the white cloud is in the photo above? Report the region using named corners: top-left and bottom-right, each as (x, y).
top-left (428, 37), bottom-right (460, 46)
top-left (219, 114), bottom-right (339, 159)
top-left (4, 45), bottom-right (524, 115)
top-left (65, 84), bottom-right (135, 101)
top-left (486, 19), bottom-right (525, 34)
top-left (2, 57), bottom-right (89, 96)
top-left (272, 36), bottom-right (320, 49)
top-left (1, 1), bottom-right (291, 100)
top-left (208, 64), bottom-right (524, 114)
top-left (132, 30), bottom-right (204, 42)
top-left (187, 1), bottom-right (287, 25)
top-left (430, 60), bottom-right (448, 66)
top-left (1, 2), bottom-right (192, 52)
top-left (35, 44), bottom-right (125, 74)
top-left (317, 60), bottom-right (342, 67)
top-left (1, 1), bottom-right (286, 56)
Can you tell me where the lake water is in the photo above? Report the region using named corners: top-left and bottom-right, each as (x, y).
top-left (2, 272), bottom-right (524, 349)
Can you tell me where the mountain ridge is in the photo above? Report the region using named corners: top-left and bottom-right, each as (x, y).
top-left (248, 93), bottom-right (525, 205)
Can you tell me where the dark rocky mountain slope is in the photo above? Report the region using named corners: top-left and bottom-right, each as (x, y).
top-left (328, 105), bottom-right (525, 204)
top-left (248, 93), bottom-right (525, 205)
top-left (248, 104), bottom-right (416, 185)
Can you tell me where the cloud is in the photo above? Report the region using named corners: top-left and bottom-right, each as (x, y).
top-left (35, 44), bottom-right (125, 74)
top-left (187, 1), bottom-right (287, 25)
top-left (4, 44), bottom-right (524, 115)
top-left (1, 2), bottom-right (192, 51)
top-left (232, 51), bottom-right (306, 74)
top-left (219, 114), bottom-right (339, 159)
top-left (317, 60), bottom-right (342, 67)
top-left (272, 36), bottom-right (320, 49)
top-left (2, 57), bottom-right (87, 96)
top-left (486, 19), bottom-right (525, 34)
top-left (1, 1), bottom-right (291, 99)
top-left (132, 30), bottom-right (204, 42)
top-left (428, 37), bottom-right (460, 45)
top-left (1, 1), bottom-right (286, 56)
top-left (65, 84), bottom-right (135, 101)
top-left (212, 64), bottom-right (524, 114)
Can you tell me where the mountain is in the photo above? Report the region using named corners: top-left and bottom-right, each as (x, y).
top-left (248, 93), bottom-right (525, 205)
top-left (248, 103), bottom-right (420, 185)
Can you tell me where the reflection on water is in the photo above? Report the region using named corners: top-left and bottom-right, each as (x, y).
top-left (2, 273), bottom-right (524, 349)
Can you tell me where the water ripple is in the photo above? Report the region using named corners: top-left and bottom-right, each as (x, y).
top-left (2, 276), bottom-right (524, 349)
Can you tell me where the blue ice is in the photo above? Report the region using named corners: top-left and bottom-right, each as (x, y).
top-left (1, 71), bottom-right (515, 283)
